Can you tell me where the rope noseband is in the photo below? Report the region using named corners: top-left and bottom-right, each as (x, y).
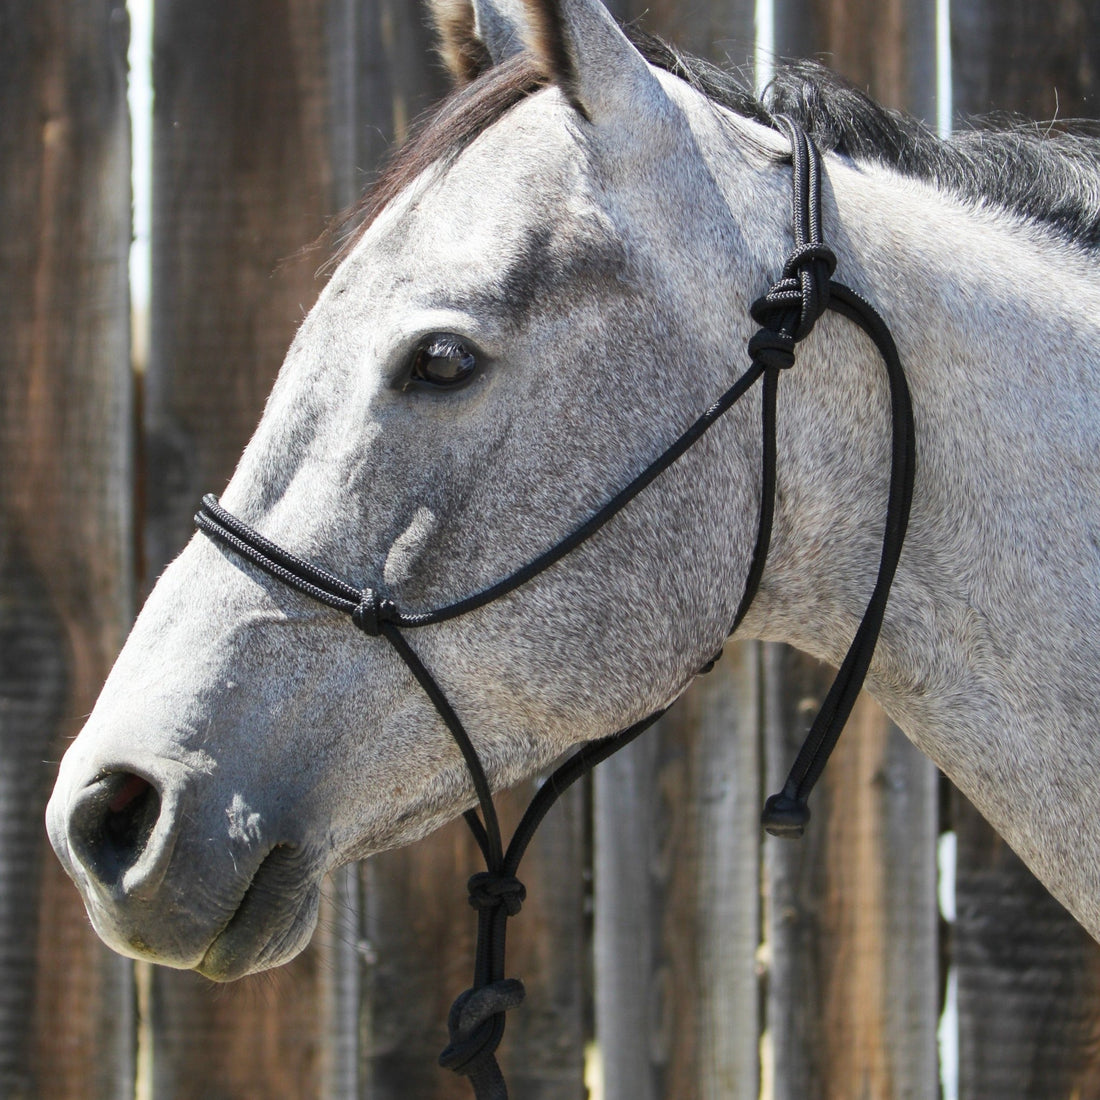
top-left (194, 117), bottom-right (914, 1099)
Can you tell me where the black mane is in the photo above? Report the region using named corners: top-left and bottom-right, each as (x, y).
top-left (333, 25), bottom-right (1100, 259)
top-left (638, 29), bottom-right (1100, 252)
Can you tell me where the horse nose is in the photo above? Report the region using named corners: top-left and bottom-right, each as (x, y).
top-left (66, 772), bottom-right (172, 898)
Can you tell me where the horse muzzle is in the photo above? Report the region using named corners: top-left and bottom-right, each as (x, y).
top-left (46, 757), bottom-right (321, 979)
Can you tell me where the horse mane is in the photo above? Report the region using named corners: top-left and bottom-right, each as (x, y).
top-left (327, 24), bottom-right (1100, 262)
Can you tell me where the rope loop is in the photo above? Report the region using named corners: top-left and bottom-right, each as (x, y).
top-left (439, 979), bottom-right (526, 1076)
top-left (467, 871), bottom-right (527, 916)
top-left (750, 240), bottom-right (838, 351)
top-left (351, 589), bottom-right (397, 636)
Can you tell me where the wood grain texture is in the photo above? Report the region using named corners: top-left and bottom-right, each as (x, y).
top-left (952, 0), bottom-right (1100, 121)
top-left (594, 647), bottom-right (762, 1100)
top-left (346, 8), bottom-right (583, 1099)
top-left (144, 2), bottom-right (355, 1094)
top-left (773, 0), bottom-right (937, 123)
top-left (949, 6), bottom-right (1100, 1095)
top-left (0, 0), bottom-right (135, 1095)
top-left (583, 11), bottom-right (762, 1099)
top-left (952, 793), bottom-right (1100, 1099)
top-left (763, 648), bottom-right (939, 1100)
top-left (761, 6), bottom-right (942, 1096)
top-left (618, 0), bottom-right (756, 69)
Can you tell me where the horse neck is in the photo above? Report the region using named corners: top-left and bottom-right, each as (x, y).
top-left (749, 161), bottom-right (1100, 933)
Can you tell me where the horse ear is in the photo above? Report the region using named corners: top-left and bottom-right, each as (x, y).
top-left (518, 0), bottom-right (666, 124)
top-left (429, 0), bottom-right (530, 84)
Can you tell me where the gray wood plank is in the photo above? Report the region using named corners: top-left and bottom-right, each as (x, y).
top-left (0, 0), bottom-right (135, 1095)
top-left (763, 648), bottom-right (939, 1100)
top-left (361, 784), bottom-right (588, 1100)
top-left (595, 646), bottom-right (762, 1100)
top-left (759, 6), bottom-right (942, 1094)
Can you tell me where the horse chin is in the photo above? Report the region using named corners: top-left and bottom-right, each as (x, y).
top-left (195, 845), bottom-right (322, 982)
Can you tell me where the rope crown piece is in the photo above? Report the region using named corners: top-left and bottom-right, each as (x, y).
top-left (193, 116), bottom-right (915, 1098)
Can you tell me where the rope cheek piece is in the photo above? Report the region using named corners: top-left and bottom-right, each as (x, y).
top-left (194, 116), bottom-right (915, 1100)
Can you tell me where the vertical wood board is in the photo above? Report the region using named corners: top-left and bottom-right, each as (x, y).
top-left (361, 784), bottom-right (588, 1100)
top-left (590, 9), bottom-right (761, 1099)
top-left (773, 0), bottom-right (937, 122)
top-left (595, 648), bottom-right (762, 1100)
top-left (762, 5), bottom-right (942, 1097)
top-left (145, 1), bottom-right (354, 1094)
top-left (0, 0), bottom-right (135, 1096)
top-left (762, 647), bottom-right (939, 1100)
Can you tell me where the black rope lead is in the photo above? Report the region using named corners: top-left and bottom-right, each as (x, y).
top-left (193, 115), bottom-right (915, 1097)
top-left (753, 118), bottom-right (916, 837)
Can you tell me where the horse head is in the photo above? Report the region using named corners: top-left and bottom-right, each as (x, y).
top-left (47, 0), bottom-right (795, 979)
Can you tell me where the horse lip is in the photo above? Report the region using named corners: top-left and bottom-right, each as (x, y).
top-left (195, 843), bottom-right (321, 981)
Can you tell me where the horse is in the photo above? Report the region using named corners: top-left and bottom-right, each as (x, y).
top-left (47, 0), bottom-right (1100, 1074)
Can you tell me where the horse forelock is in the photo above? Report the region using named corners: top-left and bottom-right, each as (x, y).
top-left (327, 21), bottom-right (1100, 268)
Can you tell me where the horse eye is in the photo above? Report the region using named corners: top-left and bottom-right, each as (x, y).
top-left (406, 335), bottom-right (478, 390)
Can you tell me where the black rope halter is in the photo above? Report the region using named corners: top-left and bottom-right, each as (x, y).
top-left (194, 117), bottom-right (915, 1100)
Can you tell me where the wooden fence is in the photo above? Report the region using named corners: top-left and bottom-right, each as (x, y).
top-left (3, 0), bottom-right (1100, 1096)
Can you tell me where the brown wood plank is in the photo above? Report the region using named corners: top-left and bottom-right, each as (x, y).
top-left (0, 0), bottom-right (135, 1096)
top-left (763, 648), bottom-right (939, 1100)
top-left (773, 0), bottom-right (936, 123)
top-left (618, 0), bottom-right (756, 67)
top-left (594, 647), bottom-right (762, 1100)
top-left (144, 1), bottom-right (366, 1094)
top-left (948, 6), bottom-right (1100, 1096)
top-left (586, 13), bottom-right (762, 1100)
top-left (350, 11), bottom-right (589, 1100)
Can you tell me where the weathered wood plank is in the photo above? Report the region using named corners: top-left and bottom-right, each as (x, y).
top-left (351, 10), bottom-right (590, 1100)
top-left (0, 0), bottom-right (134, 1096)
top-left (594, 647), bottom-right (762, 1100)
top-left (951, 0), bottom-right (1100, 121)
top-left (144, 2), bottom-right (360, 1094)
top-left (773, 0), bottom-right (937, 123)
top-left (949, 6), bottom-right (1100, 1096)
top-left (763, 648), bottom-right (939, 1100)
top-left (952, 793), bottom-right (1100, 1099)
top-left (588, 12), bottom-right (762, 1100)
top-left (620, 0), bottom-right (756, 66)
top-left (591, 10), bottom-right (760, 1100)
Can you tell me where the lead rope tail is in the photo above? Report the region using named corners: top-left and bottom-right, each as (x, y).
top-left (760, 283), bottom-right (915, 834)
top-left (756, 116), bottom-right (919, 831)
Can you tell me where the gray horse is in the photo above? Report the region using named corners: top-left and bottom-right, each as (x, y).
top-left (48, 0), bottom-right (1100, 993)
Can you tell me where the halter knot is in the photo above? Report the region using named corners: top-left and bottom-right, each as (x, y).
top-left (747, 327), bottom-right (796, 371)
top-left (351, 589), bottom-right (397, 636)
top-left (467, 871), bottom-right (526, 916)
top-left (750, 240), bottom-right (838, 358)
top-left (439, 979), bottom-right (526, 1078)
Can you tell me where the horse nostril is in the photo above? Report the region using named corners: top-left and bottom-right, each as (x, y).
top-left (68, 772), bottom-right (162, 889)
